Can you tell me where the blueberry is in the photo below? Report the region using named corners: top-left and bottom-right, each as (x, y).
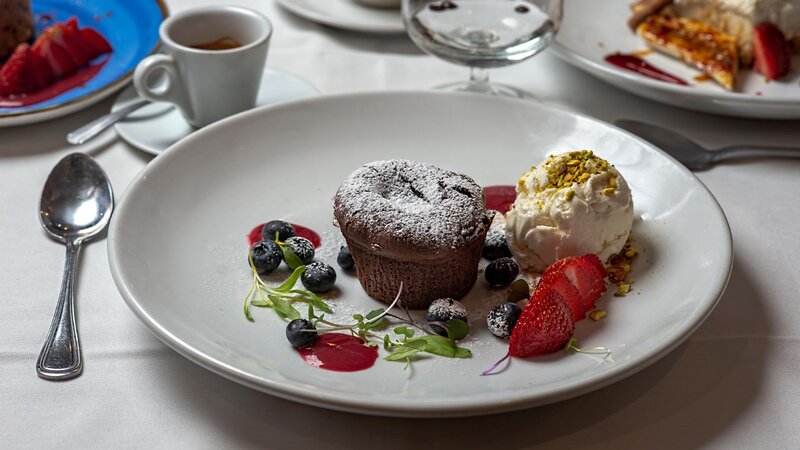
top-left (284, 236), bottom-right (315, 265)
top-left (249, 240), bottom-right (283, 275)
top-left (486, 303), bottom-right (522, 339)
top-left (286, 319), bottom-right (318, 349)
top-left (485, 257), bottom-right (519, 287)
top-left (426, 298), bottom-right (468, 337)
top-left (301, 262), bottom-right (337, 293)
top-left (482, 228), bottom-right (512, 260)
top-left (262, 220), bottom-right (296, 242)
top-left (337, 246), bottom-right (355, 270)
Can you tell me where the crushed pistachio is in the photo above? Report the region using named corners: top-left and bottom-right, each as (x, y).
top-left (607, 237), bottom-right (638, 297)
top-left (614, 282), bottom-right (632, 297)
top-left (589, 309), bottom-right (607, 321)
top-left (536, 150), bottom-right (612, 193)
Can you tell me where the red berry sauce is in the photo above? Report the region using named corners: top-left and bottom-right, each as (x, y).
top-left (604, 53), bottom-right (689, 86)
top-left (0, 60), bottom-right (108, 108)
top-left (247, 223), bottom-right (321, 248)
top-left (484, 185), bottom-right (517, 213)
top-left (297, 333), bottom-right (378, 372)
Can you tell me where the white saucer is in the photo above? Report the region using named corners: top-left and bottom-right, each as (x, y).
top-left (277, 0), bottom-right (404, 34)
top-left (113, 68), bottom-right (320, 155)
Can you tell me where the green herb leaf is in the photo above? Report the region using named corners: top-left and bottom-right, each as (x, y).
top-left (271, 266), bottom-right (305, 293)
top-left (394, 326), bottom-right (415, 339)
top-left (289, 289), bottom-right (333, 313)
top-left (383, 335), bottom-right (392, 351)
top-left (366, 309), bottom-right (384, 320)
top-left (407, 335), bottom-right (471, 358)
top-left (281, 246), bottom-right (304, 270)
top-left (445, 319), bottom-right (469, 341)
top-left (453, 347), bottom-right (471, 359)
top-left (268, 295), bottom-right (301, 320)
top-left (384, 345), bottom-right (422, 361)
top-left (365, 317), bottom-right (387, 330)
top-left (250, 299), bottom-right (270, 307)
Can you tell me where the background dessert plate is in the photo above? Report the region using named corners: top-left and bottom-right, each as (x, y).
top-left (0, 0), bottom-right (166, 127)
top-left (113, 68), bottom-right (320, 155)
top-left (551, 0), bottom-right (800, 119)
top-left (108, 91), bottom-right (732, 417)
top-left (276, 0), bottom-right (404, 34)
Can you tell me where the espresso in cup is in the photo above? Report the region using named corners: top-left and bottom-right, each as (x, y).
top-left (189, 37), bottom-right (243, 51)
top-left (133, 6), bottom-right (271, 128)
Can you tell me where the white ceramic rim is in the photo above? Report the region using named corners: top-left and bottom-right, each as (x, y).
top-left (159, 5), bottom-right (272, 55)
top-left (108, 90), bottom-right (733, 417)
top-left (551, 39), bottom-right (800, 107)
top-left (276, 0), bottom-right (405, 34)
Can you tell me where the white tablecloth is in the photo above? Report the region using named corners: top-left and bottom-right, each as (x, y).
top-left (3, 1), bottom-right (800, 448)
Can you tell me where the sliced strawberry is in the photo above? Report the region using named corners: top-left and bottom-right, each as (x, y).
top-left (60, 17), bottom-right (94, 67)
top-left (540, 270), bottom-right (585, 322)
top-left (80, 27), bottom-right (112, 56)
top-left (753, 22), bottom-right (792, 80)
top-left (0, 44), bottom-right (52, 96)
top-left (560, 256), bottom-right (607, 312)
top-left (33, 31), bottom-right (77, 77)
top-left (509, 284), bottom-right (574, 357)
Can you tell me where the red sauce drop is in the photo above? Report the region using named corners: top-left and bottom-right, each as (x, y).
top-left (297, 333), bottom-right (378, 372)
top-left (247, 222), bottom-right (322, 248)
top-left (604, 53), bottom-right (689, 86)
top-left (0, 60), bottom-right (108, 107)
top-left (484, 185), bottom-right (517, 213)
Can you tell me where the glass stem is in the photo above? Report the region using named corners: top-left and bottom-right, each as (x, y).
top-left (470, 67), bottom-right (489, 85)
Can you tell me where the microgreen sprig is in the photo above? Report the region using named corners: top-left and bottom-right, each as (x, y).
top-left (244, 252), bottom-right (333, 322)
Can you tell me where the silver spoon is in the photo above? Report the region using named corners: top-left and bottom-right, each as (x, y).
top-left (616, 119), bottom-right (800, 171)
top-left (66, 99), bottom-right (150, 145)
top-left (37, 153), bottom-right (114, 380)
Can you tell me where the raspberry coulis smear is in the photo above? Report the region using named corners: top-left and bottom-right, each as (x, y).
top-left (484, 185), bottom-right (517, 213)
top-left (604, 53), bottom-right (690, 86)
top-left (297, 334), bottom-right (378, 372)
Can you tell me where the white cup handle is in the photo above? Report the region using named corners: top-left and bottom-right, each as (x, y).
top-left (133, 54), bottom-right (195, 123)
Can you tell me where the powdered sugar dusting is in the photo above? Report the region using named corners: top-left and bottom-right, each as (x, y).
top-left (334, 160), bottom-right (492, 253)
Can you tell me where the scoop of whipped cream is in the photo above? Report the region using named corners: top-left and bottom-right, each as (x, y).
top-left (505, 151), bottom-right (633, 272)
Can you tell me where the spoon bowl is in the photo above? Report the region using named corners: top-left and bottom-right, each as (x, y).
top-left (37, 153), bottom-right (114, 380)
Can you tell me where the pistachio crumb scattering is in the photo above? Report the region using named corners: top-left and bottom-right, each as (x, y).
top-left (607, 236), bottom-right (638, 297)
top-left (589, 309), bottom-right (607, 321)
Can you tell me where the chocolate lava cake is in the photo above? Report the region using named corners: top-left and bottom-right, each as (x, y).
top-left (334, 160), bottom-right (493, 309)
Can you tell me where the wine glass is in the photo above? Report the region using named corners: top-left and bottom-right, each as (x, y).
top-left (402, 0), bottom-right (563, 97)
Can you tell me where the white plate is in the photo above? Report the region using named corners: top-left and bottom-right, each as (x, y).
top-left (552, 0), bottom-right (800, 119)
top-left (113, 68), bottom-right (319, 155)
top-left (277, 0), bottom-right (404, 34)
top-left (108, 91), bottom-right (732, 417)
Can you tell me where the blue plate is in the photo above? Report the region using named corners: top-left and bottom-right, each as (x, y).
top-left (0, 0), bottom-right (167, 126)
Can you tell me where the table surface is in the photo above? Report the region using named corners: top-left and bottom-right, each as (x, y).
top-left (3, 1), bottom-right (799, 448)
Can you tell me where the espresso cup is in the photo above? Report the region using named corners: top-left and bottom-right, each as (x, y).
top-left (133, 6), bottom-right (271, 128)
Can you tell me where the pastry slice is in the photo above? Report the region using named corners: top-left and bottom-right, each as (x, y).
top-left (636, 14), bottom-right (739, 90)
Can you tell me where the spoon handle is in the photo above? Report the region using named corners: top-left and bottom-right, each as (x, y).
top-left (715, 145), bottom-right (800, 164)
top-left (66, 99), bottom-right (150, 145)
top-left (37, 240), bottom-right (82, 380)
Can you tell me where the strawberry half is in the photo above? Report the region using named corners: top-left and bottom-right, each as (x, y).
top-left (509, 283), bottom-right (574, 357)
top-left (0, 44), bottom-right (53, 96)
top-left (753, 22), bottom-right (792, 80)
